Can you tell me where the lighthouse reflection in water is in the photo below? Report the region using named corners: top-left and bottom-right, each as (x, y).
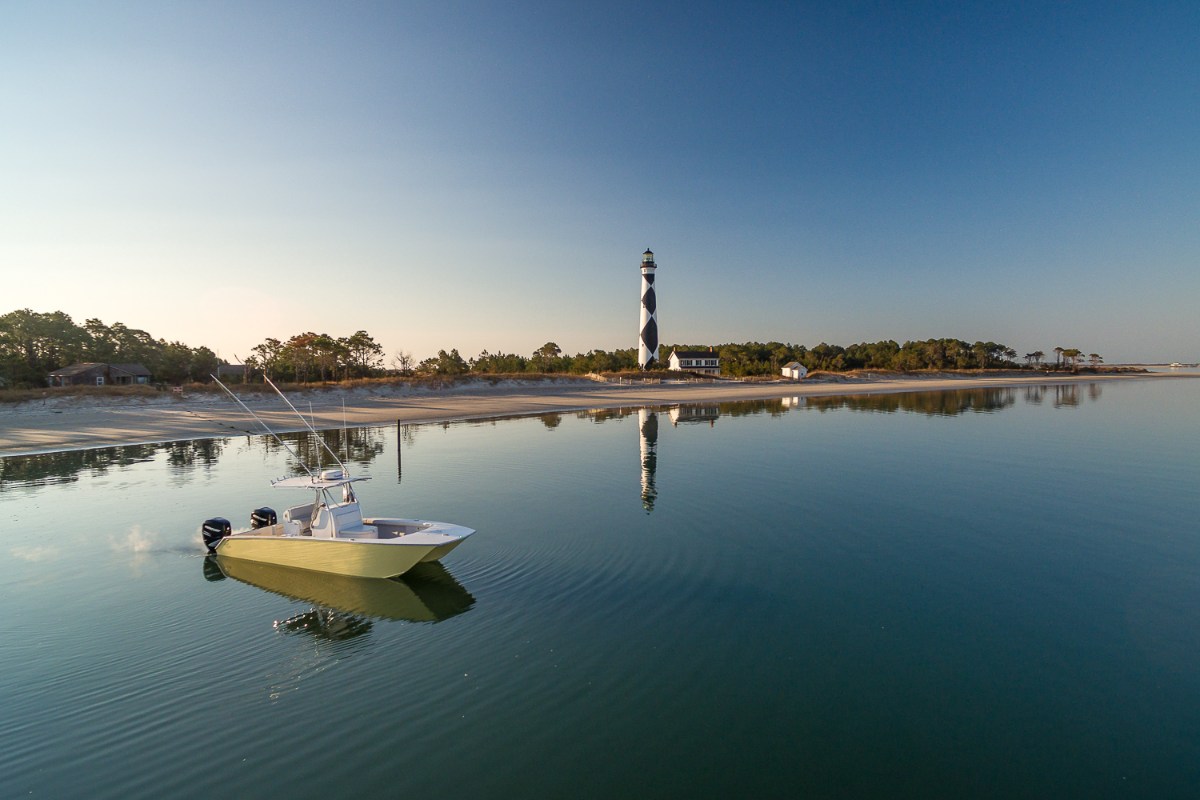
top-left (638, 404), bottom-right (721, 513)
top-left (638, 409), bottom-right (658, 512)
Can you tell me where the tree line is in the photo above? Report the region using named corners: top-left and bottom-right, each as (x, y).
top-left (241, 337), bottom-right (1106, 379)
top-left (248, 331), bottom-right (384, 382)
top-left (1, 308), bottom-right (1101, 389)
top-left (449, 339), bottom-right (1101, 377)
top-left (0, 309), bottom-right (220, 388)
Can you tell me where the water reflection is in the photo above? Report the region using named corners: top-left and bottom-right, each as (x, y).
top-left (578, 398), bottom-right (782, 425)
top-left (395, 422), bottom-right (423, 485)
top-left (264, 427), bottom-right (386, 473)
top-left (163, 439), bottom-right (225, 472)
top-left (209, 555), bottom-right (475, 701)
top-left (1, 384), bottom-right (1111, 489)
top-left (583, 407), bottom-right (635, 423)
top-left (637, 405), bottom-right (724, 513)
top-left (1054, 384), bottom-right (1080, 407)
top-left (0, 439), bottom-right (225, 490)
top-left (276, 608), bottom-right (374, 642)
top-left (0, 428), bottom-right (386, 490)
top-left (613, 386), bottom-right (1113, 513)
top-left (1049, 383), bottom-right (1105, 407)
top-left (5, 378), bottom-right (1196, 797)
top-left (801, 388), bottom-right (1019, 415)
top-left (207, 557), bottom-right (475, 625)
top-left (712, 398), bottom-right (789, 418)
top-left (668, 405), bottom-right (719, 426)
top-left (639, 409), bottom-right (658, 513)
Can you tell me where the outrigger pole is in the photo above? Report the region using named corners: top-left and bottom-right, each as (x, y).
top-left (210, 375), bottom-right (316, 478)
top-left (263, 376), bottom-right (350, 475)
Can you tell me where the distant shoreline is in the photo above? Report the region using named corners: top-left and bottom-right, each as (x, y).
top-left (1, 370), bottom-right (1192, 458)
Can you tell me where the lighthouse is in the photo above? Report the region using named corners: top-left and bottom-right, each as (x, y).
top-left (638, 249), bottom-right (658, 369)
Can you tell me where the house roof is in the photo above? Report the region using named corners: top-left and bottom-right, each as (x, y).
top-left (110, 363), bottom-right (152, 376)
top-left (48, 362), bottom-right (106, 377)
top-left (782, 362), bottom-right (805, 369)
top-left (48, 362), bottom-right (151, 377)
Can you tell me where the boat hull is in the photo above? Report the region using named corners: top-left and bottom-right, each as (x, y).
top-left (215, 535), bottom-right (439, 579)
top-left (420, 536), bottom-right (469, 562)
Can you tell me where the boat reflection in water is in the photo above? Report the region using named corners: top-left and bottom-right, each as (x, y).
top-left (205, 555), bottom-right (475, 637)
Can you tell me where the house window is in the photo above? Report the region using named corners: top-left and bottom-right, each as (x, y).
top-left (96, 376), bottom-right (105, 386)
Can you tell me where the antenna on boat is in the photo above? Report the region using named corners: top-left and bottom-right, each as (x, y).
top-left (263, 375), bottom-right (349, 475)
top-left (342, 398), bottom-right (350, 466)
top-left (308, 400), bottom-right (323, 471)
top-left (210, 375), bottom-right (316, 478)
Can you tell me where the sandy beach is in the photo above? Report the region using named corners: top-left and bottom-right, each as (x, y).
top-left (0, 371), bottom-right (1189, 457)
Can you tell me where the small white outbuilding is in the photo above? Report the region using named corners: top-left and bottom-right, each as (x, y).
top-left (782, 361), bottom-right (808, 380)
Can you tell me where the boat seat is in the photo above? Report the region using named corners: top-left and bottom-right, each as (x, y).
top-left (284, 503), bottom-right (315, 526)
top-left (338, 524), bottom-right (378, 539)
top-left (312, 501), bottom-right (376, 538)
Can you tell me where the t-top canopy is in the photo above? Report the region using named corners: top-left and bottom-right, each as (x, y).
top-left (271, 472), bottom-right (371, 490)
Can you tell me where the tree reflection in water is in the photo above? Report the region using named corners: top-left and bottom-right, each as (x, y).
top-left (0, 427), bottom-right (389, 490)
top-left (0, 439), bottom-right (225, 490)
top-left (1054, 384), bottom-right (1080, 408)
top-left (1, 383), bottom-right (1108, 491)
top-left (262, 427), bottom-right (386, 473)
top-left (801, 387), bottom-right (1019, 416)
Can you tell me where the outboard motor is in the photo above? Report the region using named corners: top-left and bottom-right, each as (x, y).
top-left (202, 517), bottom-right (232, 553)
top-left (250, 507), bottom-right (277, 529)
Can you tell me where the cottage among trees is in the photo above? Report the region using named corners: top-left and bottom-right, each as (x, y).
top-left (47, 362), bottom-right (151, 387)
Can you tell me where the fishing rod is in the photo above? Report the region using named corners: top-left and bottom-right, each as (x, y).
top-left (210, 375), bottom-right (315, 478)
top-left (263, 375), bottom-right (349, 475)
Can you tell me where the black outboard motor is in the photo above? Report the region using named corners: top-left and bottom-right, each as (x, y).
top-left (250, 507), bottom-right (277, 529)
top-left (202, 517), bottom-right (232, 553)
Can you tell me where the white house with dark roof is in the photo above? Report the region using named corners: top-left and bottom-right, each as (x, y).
top-left (668, 349), bottom-right (720, 376)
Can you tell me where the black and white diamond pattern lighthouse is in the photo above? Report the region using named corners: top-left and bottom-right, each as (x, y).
top-left (638, 248), bottom-right (658, 369)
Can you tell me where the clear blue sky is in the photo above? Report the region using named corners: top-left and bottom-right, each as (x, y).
top-left (3, 1), bottom-right (1197, 364)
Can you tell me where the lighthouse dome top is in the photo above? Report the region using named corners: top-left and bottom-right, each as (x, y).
top-left (641, 249), bottom-right (655, 266)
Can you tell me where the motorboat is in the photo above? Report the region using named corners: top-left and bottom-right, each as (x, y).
top-left (201, 377), bottom-right (475, 579)
top-left (202, 468), bottom-right (474, 578)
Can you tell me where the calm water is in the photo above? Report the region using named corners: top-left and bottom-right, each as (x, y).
top-left (2, 377), bottom-right (1198, 798)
